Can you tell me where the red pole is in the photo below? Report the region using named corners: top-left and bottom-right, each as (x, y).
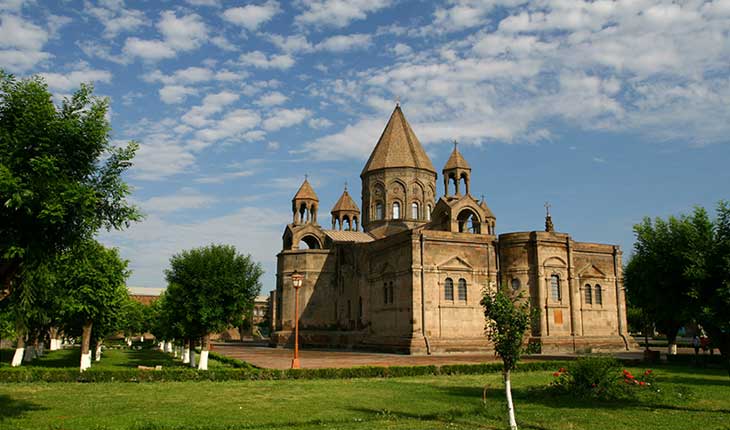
top-left (291, 284), bottom-right (300, 369)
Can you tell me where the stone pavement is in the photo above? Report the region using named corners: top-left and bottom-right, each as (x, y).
top-left (212, 341), bottom-right (645, 369)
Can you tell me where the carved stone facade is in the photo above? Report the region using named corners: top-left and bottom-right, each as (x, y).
top-left (272, 105), bottom-right (630, 354)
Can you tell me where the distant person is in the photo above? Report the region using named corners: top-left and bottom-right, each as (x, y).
top-left (693, 335), bottom-right (701, 355)
top-left (700, 336), bottom-right (709, 354)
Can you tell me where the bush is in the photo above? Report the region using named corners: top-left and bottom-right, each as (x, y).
top-left (550, 356), bottom-right (656, 400)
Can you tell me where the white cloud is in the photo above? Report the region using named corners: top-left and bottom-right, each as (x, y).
top-left (40, 65), bottom-right (112, 92)
top-left (392, 43), bottom-right (412, 56)
top-left (84, 0), bottom-right (147, 38)
top-left (158, 10), bottom-right (207, 50)
top-left (142, 188), bottom-right (218, 213)
top-left (123, 37), bottom-right (176, 60)
top-left (263, 108), bottom-right (311, 131)
top-left (255, 91), bottom-right (288, 106)
top-left (194, 109), bottom-right (261, 143)
top-left (308, 117), bottom-right (333, 129)
top-left (186, 0), bottom-right (220, 6)
top-left (194, 170), bottom-right (254, 184)
top-left (267, 33), bottom-right (313, 53)
top-left (211, 35), bottom-right (236, 51)
top-left (0, 49), bottom-right (50, 72)
top-left (122, 11), bottom-right (207, 61)
top-left (239, 50), bottom-right (294, 69)
top-left (315, 33), bottom-right (371, 52)
top-left (0, 0), bottom-right (27, 12)
top-left (159, 85), bottom-right (197, 104)
top-left (182, 90), bottom-right (240, 127)
top-left (295, 0), bottom-right (393, 28)
top-left (132, 133), bottom-right (197, 181)
top-left (223, 1), bottom-right (280, 30)
top-left (0, 13), bottom-right (47, 50)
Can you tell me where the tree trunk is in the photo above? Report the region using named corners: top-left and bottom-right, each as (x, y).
top-left (504, 370), bottom-right (518, 430)
top-left (11, 334), bottom-right (25, 367)
top-left (666, 326), bottom-right (679, 355)
top-left (94, 340), bottom-right (103, 362)
top-left (182, 338), bottom-right (190, 364)
top-left (80, 320), bottom-right (93, 372)
top-left (23, 334), bottom-right (35, 363)
top-left (198, 334), bottom-right (210, 370)
top-left (188, 340), bottom-right (196, 368)
top-left (49, 327), bottom-right (60, 351)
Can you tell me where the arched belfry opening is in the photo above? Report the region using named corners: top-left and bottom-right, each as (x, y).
top-left (331, 184), bottom-right (360, 231)
top-left (442, 141), bottom-right (471, 198)
top-left (292, 177), bottom-right (319, 226)
top-left (298, 234), bottom-right (322, 249)
top-left (457, 208), bottom-right (481, 234)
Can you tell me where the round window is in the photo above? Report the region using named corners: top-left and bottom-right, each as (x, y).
top-left (511, 278), bottom-right (521, 290)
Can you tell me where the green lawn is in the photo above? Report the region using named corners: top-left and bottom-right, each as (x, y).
top-left (0, 346), bottom-right (230, 369)
top-left (1, 364), bottom-right (728, 430)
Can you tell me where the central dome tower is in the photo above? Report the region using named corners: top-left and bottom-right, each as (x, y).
top-left (360, 105), bottom-right (437, 235)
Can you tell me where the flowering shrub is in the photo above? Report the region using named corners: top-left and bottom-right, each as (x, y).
top-left (549, 357), bottom-right (657, 400)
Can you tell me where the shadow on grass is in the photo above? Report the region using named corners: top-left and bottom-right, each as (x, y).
top-left (0, 394), bottom-right (45, 421)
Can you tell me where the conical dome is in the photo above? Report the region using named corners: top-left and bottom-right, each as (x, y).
top-left (292, 178), bottom-right (318, 202)
top-left (331, 189), bottom-right (359, 213)
top-left (443, 142), bottom-right (471, 171)
top-left (361, 105), bottom-right (435, 176)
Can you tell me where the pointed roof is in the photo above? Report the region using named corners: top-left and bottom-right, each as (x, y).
top-left (331, 188), bottom-right (359, 213)
top-left (443, 142), bottom-right (471, 171)
top-left (361, 105), bottom-right (436, 176)
top-left (292, 178), bottom-right (318, 201)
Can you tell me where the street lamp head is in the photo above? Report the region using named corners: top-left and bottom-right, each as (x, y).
top-left (291, 271), bottom-right (304, 289)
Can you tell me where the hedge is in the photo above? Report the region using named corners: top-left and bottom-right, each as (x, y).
top-left (0, 360), bottom-right (572, 383)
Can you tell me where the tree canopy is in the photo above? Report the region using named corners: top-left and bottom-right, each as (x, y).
top-left (0, 71), bottom-right (140, 300)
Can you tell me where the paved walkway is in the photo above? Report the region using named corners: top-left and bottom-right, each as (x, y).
top-left (212, 341), bottom-right (645, 369)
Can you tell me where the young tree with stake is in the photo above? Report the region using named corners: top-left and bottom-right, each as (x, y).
top-left (481, 283), bottom-right (535, 430)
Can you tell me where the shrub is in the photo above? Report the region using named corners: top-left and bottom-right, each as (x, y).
top-left (550, 356), bottom-right (656, 400)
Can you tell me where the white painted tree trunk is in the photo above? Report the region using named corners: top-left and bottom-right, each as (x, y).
top-left (173, 345), bottom-right (179, 358)
top-left (505, 370), bottom-right (518, 430)
top-left (198, 334), bottom-right (210, 370)
top-left (164, 341), bottom-right (172, 353)
top-left (38, 343), bottom-right (45, 356)
top-left (188, 347), bottom-right (196, 368)
top-left (140, 335), bottom-right (144, 343)
top-left (95, 343), bottom-right (102, 362)
top-left (182, 346), bottom-right (190, 364)
top-left (11, 348), bottom-right (24, 367)
top-left (668, 342), bottom-right (677, 355)
top-left (127, 338), bottom-right (132, 347)
top-left (80, 321), bottom-right (93, 372)
top-left (158, 341), bottom-right (164, 351)
top-left (49, 339), bottom-right (60, 351)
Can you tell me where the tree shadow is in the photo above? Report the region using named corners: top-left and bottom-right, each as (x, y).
top-left (656, 375), bottom-right (730, 388)
top-left (0, 394), bottom-right (45, 421)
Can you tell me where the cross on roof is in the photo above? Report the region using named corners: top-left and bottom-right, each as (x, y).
top-left (344, 181), bottom-right (348, 191)
top-left (395, 95), bottom-right (400, 106)
top-left (453, 140), bottom-right (458, 149)
top-left (545, 201), bottom-right (551, 216)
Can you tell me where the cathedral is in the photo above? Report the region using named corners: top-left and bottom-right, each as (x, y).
top-left (271, 105), bottom-right (630, 354)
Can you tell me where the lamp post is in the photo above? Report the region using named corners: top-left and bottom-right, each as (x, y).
top-left (291, 271), bottom-right (304, 369)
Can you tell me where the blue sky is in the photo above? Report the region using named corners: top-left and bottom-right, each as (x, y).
top-left (2, 0), bottom-right (729, 294)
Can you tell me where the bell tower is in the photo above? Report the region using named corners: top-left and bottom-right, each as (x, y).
top-left (291, 177), bottom-right (319, 225)
top-left (442, 141), bottom-right (471, 197)
top-left (331, 184), bottom-right (360, 231)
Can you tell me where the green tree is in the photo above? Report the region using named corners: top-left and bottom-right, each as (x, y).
top-left (481, 285), bottom-right (535, 430)
top-left (165, 244), bottom-right (263, 370)
top-left (55, 240), bottom-right (129, 371)
top-left (624, 213), bottom-right (702, 354)
top-left (0, 72), bottom-right (140, 301)
top-left (686, 202), bottom-right (730, 376)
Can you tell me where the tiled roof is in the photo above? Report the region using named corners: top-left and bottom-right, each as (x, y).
top-left (331, 189), bottom-right (360, 213)
top-left (443, 144), bottom-right (471, 171)
top-left (293, 179), bottom-right (319, 201)
top-left (361, 105), bottom-right (436, 175)
top-left (324, 230), bottom-right (374, 243)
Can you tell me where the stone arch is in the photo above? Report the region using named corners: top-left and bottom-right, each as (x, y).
top-left (298, 234), bottom-right (322, 250)
top-left (457, 208), bottom-right (481, 233)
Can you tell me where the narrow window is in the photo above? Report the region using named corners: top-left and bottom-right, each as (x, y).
top-left (550, 274), bottom-right (561, 301)
top-left (585, 284), bottom-right (592, 304)
top-left (389, 281), bottom-right (394, 304)
top-left (358, 297), bottom-right (363, 319)
top-left (595, 284), bottom-right (602, 305)
top-left (375, 202), bottom-right (384, 220)
top-left (458, 278), bottom-right (467, 301)
top-left (383, 283), bottom-right (388, 304)
top-left (347, 300), bottom-right (351, 319)
top-left (426, 204), bottom-right (432, 221)
top-left (444, 278), bottom-right (454, 301)
top-left (411, 202), bottom-right (419, 219)
top-left (392, 202), bottom-right (400, 219)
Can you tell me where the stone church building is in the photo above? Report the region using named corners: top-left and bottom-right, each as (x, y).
top-left (271, 105), bottom-right (630, 354)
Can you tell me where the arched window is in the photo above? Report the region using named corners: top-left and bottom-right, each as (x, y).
top-left (595, 284), bottom-right (602, 305)
top-left (585, 284), bottom-right (592, 304)
top-left (426, 204), bottom-right (432, 221)
top-left (511, 278), bottom-right (521, 290)
top-left (392, 202), bottom-right (401, 219)
top-left (458, 278), bottom-right (467, 301)
top-left (389, 281), bottom-right (394, 304)
top-left (550, 274), bottom-right (561, 301)
top-left (375, 202), bottom-right (384, 220)
top-left (444, 278), bottom-right (454, 301)
top-left (298, 235), bottom-right (321, 249)
top-left (383, 283), bottom-right (388, 304)
top-left (411, 202), bottom-right (419, 219)
top-left (457, 209), bottom-right (480, 233)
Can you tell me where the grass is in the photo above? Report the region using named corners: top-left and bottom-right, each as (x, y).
top-left (0, 364), bottom-right (728, 430)
top-left (0, 345), bottom-right (231, 370)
